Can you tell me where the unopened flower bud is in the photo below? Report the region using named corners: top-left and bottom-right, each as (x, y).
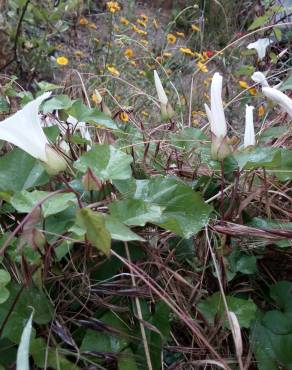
top-left (82, 168), bottom-right (102, 191)
top-left (42, 144), bottom-right (68, 175)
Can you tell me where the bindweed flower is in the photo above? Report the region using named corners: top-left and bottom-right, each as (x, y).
top-left (247, 38), bottom-right (273, 60)
top-left (251, 71), bottom-right (269, 87)
top-left (0, 92), bottom-right (67, 175)
top-left (262, 86), bottom-right (292, 118)
top-left (244, 105), bottom-right (255, 149)
top-left (153, 70), bottom-right (174, 121)
top-left (204, 72), bottom-right (230, 160)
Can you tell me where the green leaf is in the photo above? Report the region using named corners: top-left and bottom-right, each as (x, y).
top-left (74, 144), bottom-right (133, 181)
top-left (227, 249), bottom-right (258, 276)
top-left (234, 147), bottom-right (281, 170)
top-left (109, 199), bottom-right (164, 226)
top-left (0, 287), bottom-right (10, 305)
top-left (30, 337), bottom-right (77, 370)
top-left (0, 283), bottom-right (52, 342)
top-left (197, 292), bottom-right (257, 328)
top-left (105, 215), bottom-right (145, 241)
top-left (16, 311), bottom-right (34, 370)
top-left (273, 148), bottom-right (292, 181)
top-left (68, 100), bottom-right (117, 129)
top-left (0, 96), bottom-right (10, 113)
top-left (80, 311), bottom-right (129, 353)
top-left (76, 208), bottom-right (111, 255)
top-left (234, 65), bottom-right (255, 77)
top-left (118, 349), bottom-right (139, 370)
top-left (11, 191), bottom-right (76, 217)
top-left (0, 270), bottom-right (11, 287)
top-left (42, 95), bottom-right (74, 113)
top-left (0, 149), bottom-right (48, 192)
top-left (248, 15), bottom-right (269, 30)
top-left (115, 176), bottom-right (212, 238)
top-left (171, 127), bottom-right (208, 151)
top-left (281, 74), bottom-right (292, 91)
top-left (36, 81), bottom-right (62, 92)
top-left (270, 281), bottom-right (292, 312)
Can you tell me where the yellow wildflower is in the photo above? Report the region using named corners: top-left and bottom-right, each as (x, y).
top-left (176, 31), bottom-right (185, 38)
top-left (124, 48), bottom-right (134, 58)
top-left (248, 87), bottom-right (257, 96)
top-left (56, 56), bottom-right (69, 66)
top-left (167, 33), bottom-right (176, 44)
top-left (120, 112), bottom-right (129, 122)
top-left (258, 105), bottom-right (265, 117)
top-left (239, 80), bottom-right (248, 89)
top-left (74, 50), bottom-right (84, 57)
top-left (137, 19), bottom-right (147, 28)
top-left (191, 24), bottom-right (200, 32)
top-left (139, 70), bottom-right (146, 76)
top-left (140, 14), bottom-right (148, 22)
top-left (89, 22), bottom-right (97, 29)
top-left (132, 25), bottom-right (147, 36)
top-left (180, 47), bottom-right (196, 57)
top-left (106, 1), bottom-right (121, 13)
top-left (120, 16), bottom-right (129, 25)
top-left (202, 51), bottom-right (209, 61)
top-left (107, 65), bottom-right (120, 76)
top-left (163, 52), bottom-right (172, 58)
top-left (79, 17), bottom-right (89, 26)
top-left (197, 61), bottom-right (208, 72)
top-left (153, 19), bottom-right (158, 29)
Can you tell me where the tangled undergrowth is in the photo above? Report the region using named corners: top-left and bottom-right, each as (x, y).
top-left (0, 1), bottom-right (292, 369)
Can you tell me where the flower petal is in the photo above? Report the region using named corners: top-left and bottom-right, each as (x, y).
top-left (262, 86), bottom-right (292, 118)
top-left (244, 105), bottom-right (255, 148)
top-left (0, 92), bottom-right (51, 161)
top-left (251, 71), bottom-right (269, 87)
top-left (154, 70), bottom-right (168, 105)
top-left (210, 72), bottom-right (227, 138)
top-left (247, 38), bottom-right (272, 60)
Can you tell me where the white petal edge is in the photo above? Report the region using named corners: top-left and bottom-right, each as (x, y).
top-left (154, 70), bottom-right (168, 105)
top-left (262, 86), bottom-right (292, 118)
top-left (210, 72), bottom-right (227, 138)
top-left (0, 92), bottom-right (51, 161)
top-left (244, 105), bottom-right (255, 148)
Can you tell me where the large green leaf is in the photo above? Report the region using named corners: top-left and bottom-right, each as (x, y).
top-left (270, 281), bottom-right (292, 313)
top-left (0, 270), bottom-right (11, 304)
top-left (74, 144), bottom-right (133, 181)
top-left (0, 283), bottom-right (52, 342)
top-left (68, 100), bottom-right (117, 129)
top-left (42, 95), bottom-right (74, 113)
top-left (273, 148), bottom-right (292, 181)
top-left (76, 208), bottom-right (111, 255)
top-left (10, 190), bottom-right (76, 217)
top-left (234, 147), bottom-right (281, 170)
top-left (80, 311), bottom-right (129, 353)
top-left (197, 292), bottom-right (257, 328)
top-left (109, 199), bottom-right (164, 226)
top-left (0, 149), bottom-right (48, 192)
top-left (115, 176), bottom-right (212, 238)
top-left (105, 215), bottom-right (145, 241)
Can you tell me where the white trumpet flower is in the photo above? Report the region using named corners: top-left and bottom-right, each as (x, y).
top-left (247, 38), bottom-right (273, 60)
top-left (251, 71), bottom-right (269, 87)
top-left (262, 86), bottom-right (292, 118)
top-left (153, 70), bottom-right (174, 121)
top-left (154, 70), bottom-right (168, 105)
top-left (204, 72), bottom-right (230, 160)
top-left (244, 105), bottom-right (255, 148)
top-left (0, 92), bottom-right (67, 175)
